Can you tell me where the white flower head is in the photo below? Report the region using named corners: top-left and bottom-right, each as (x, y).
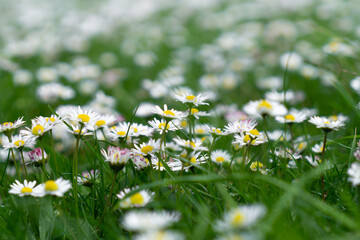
top-left (9, 180), bottom-right (43, 197)
top-left (172, 92), bottom-right (209, 106)
top-left (211, 150), bottom-right (231, 165)
top-left (38, 178), bottom-right (72, 197)
top-left (122, 210), bottom-right (181, 232)
top-left (348, 162), bottom-right (360, 187)
top-left (116, 187), bottom-right (154, 208)
top-left (0, 117), bottom-right (26, 135)
top-left (153, 104), bottom-right (185, 120)
top-left (308, 116), bottom-right (345, 132)
top-left (244, 99), bottom-right (287, 118)
top-left (133, 139), bottom-right (161, 156)
top-left (215, 205), bottom-right (266, 231)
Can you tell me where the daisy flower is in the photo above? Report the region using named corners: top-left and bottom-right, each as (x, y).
top-left (173, 92), bottom-right (209, 106)
top-left (194, 124), bottom-right (211, 136)
top-left (215, 205), bottom-right (266, 231)
top-left (249, 162), bottom-right (268, 175)
top-left (38, 178), bottom-right (72, 197)
top-left (122, 210), bottom-right (181, 232)
top-left (116, 187), bottom-right (154, 208)
top-left (211, 150), bottom-right (231, 165)
top-left (153, 104), bottom-right (185, 120)
top-left (132, 154), bottom-right (151, 170)
top-left (233, 131), bottom-right (267, 147)
top-left (134, 230), bottom-right (184, 240)
top-left (207, 126), bottom-right (226, 137)
top-left (27, 147), bottom-right (48, 167)
top-left (305, 155), bottom-right (320, 167)
top-left (0, 117), bottom-right (26, 136)
top-left (9, 180), bottom-right (43, 197)
top-left (3, 134), bottom-right (36, 150)
top-left (348, 162), bottom-right (360, 186)
top-left (22, 116), bottom-right (56, 138)
top-left (185, 108), bottom-right (210, 120)
top-left (312, 143), bottom-right (325, 153)
top-left (150, 156), bottom-right (166, 171)
top-left (308, 116), bottom-right (345, 132)
top-left (224, 119), bottom-right (257, 135)
top-left (129, 123), bottom-right (154, 137)
top-left (267, 130), bottom-right (290, 141)
top-left (108, 122), bottom-right (131, 139)
top-left (275, 110), bottom-right (307, 124)
top-left (243, 99), bottom-right (287, 118)
top-left (148, 118), bottom-right (179, 134)
top-left (171, 151), bottom-right (206, 171)
top-left (68, 106), bottom-right (99, 126)
top-left (133, 139), bottom-right (161, 156)
top-left (101, 146), bottom-right (132, 171)
top-left (77, 169), bottom-right (99, 187)
top-left (173, 137), bottom-right (207, 151)
top-left (274, 148), bottom-right (302, 160)
top-left (87, 114), bottom-right (117, 131)
top-left (327, 114), bottom-right (348, 122)
top-left (66, 124), bottom-right (93, 137)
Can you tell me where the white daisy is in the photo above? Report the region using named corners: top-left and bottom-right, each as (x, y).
top-left (148, 118), bottom-right (179, 134)
top-left (305, 155), bottom-right (320, 167)
top-left (312, 143), bottom-right (325, 154)
top-left (38, 178), bottom-right (72, 197)
top-left (185, 108), bottom-right (210, 120)
top-left (77, 169), bottom-right (99, 186)
top-left (348, 162), bottom-right (360, 187)
top-left (224, 119), bottom-right (257, 135)
top-left (9, 180), bottom-right (43, 197)
top-left (87, 114), bottom-right (117, 131)
top-left (171, 151), bottom-right (206, 171)
top-left (173, 137), bottom-right (207, 151)
top-left (133, 139), bottom-right (161, 156)
top-left (132, 154), bottom-right (151, 170)
top-left (101, 146), bottom-right (132, 171)
top-left (67, 106), bottom-right (99, 127)
top-left (3, 134), bottom-right (36, 150)
top-left (233, 132), bottom-right (267, 147)
top-left (308, 116), bottom-right (345, 132)
top-left (153, 104), bottom-right (185, 120)
top-left (244, 99), bottom-right (287, 118)
top-left (211, 150), bottom-right (231, 165)
top-left (194, 124), bottom-right (211, 136)
top-left (27, 147), bottom-right (48, 167)
top-left (134, 230), bottom-right (184, 240)
top-left (0, 117), bottom-right (26, 135)
top-left (122, 210), bottom-right (181, 232)
top-left (274, 148), bottom-right (302, 160)
top-left (275, 110), bottom-right (307, 124)
top-left (172, 92), bottom-right (209, 106)
top-left (116, 187), bottom-right (154, 208)
top-left (108, 122), bottom-right (131, 140)
top-left (215, 205), bottom-right (266, 231)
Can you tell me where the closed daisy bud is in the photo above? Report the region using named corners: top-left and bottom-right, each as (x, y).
top-left (101, 146), bottom-right (132, 172)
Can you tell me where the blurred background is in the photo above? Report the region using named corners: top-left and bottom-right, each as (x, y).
top-left (0, 0), bottom-right (359, 123)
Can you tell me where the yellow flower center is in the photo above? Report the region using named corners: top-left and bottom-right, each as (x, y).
top-left (141, 145), bottom-right (154, 154)
top-left (196, 129), bottom-right (205, 134)
top-left (14, 140), bottom-right (25, 147)
top-left (244, 134), bottom-right (251, 143)
top-left (191, 108), bottom-right (199, 115)
top-left (46, 117), bottom-right (56, 122)
top-left (329, 115), bottom-right (338, 121)
top-left (117, 131), bottom-right (126, 136)
top-left (186, 95), bottom-right (196, 101)
top-left (159, 123), bottom-right (166, 129)
top-left (3, 122), bottom-right (14, 127)
top-left (324, 121), bottom-right (330, 124)
top-left (285, 114), bottom-right (295, 121)
top-left (258, 100), bottom-right (272, 110)
top-left (132, 127), bottom-right (138, 133)
top-left (249, 129), bottom-right (260, 136)
top-left (231, 212), bottom-right (245, 226)
top-left (32, 125), bottom-right (45, 135)
top-left (130, 193), bottom-right (145, 205)
top-left (190, 157), bottom-right (197, 163)
top-left (216, 156), bottom-right (225, 163)
top-left (155, 231), bottom-right (166, 240)
top-left (96, 120), bottom-right (106, 127)
top-left (21, 187), bottom-right (32, 194)
top-left (189, 141), bottom-right (196, 148)
top-left (78, 114), bottom-right (90, 123)
top-left (250, 161), bottom-right (264, 169)
top-left (45, 180), bottom-right (58, 191)
top-left (180, 120), bottom-right (188, 128)
top-left (163, 110), bottom-right (175, 117)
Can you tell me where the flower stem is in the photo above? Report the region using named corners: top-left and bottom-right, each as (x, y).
top-left (20, 150), bottom-right (28, 179)
top-left (72, 130), bottom-right (82, 219)
top-left (321, 131), bottom-right (328, 201)
top-left (50, 130), bottom-right (59, 177)
top-left (101, 171), bottom-right (118, 221)
top-left (10, 148), bottom-right (21, 180)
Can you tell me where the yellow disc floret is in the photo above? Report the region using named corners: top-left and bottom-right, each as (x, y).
top-left (216, 156), bottom-right (225, 163)
top-left (96, 120), bottom-right (106, 127)
top-left (45, 180), bottom-right (58, 191)
top-left (258, 100), bottom-right (272, 110)
top-left (231, 212), bottom-right (245, 226)
top-left (32, 125), bottom-right (45, 135)
top-left (14, 140), bottom-right (25, 147)
top-left (130, 193), bottom-right (145, 205)
top-left (186, 95), bottom-right (196, 101)
top-left (249, 129), bottom-right (260, 136)
top-left (21, 187), bottom-right (32, 194)
top-left (285, 114), bottom-right (295, 121)
top-left (77, 114), bottom-right (90, 123)
top-left (163, 110), bottom-right (175, 116)
top-left (141, 145), bottom-right (154, 154)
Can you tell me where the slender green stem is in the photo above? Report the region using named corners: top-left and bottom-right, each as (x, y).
top-left (188, 107), bottom-right (193, 140)
top-left (50, 130), bottom-right (58, 177)
top-left (320, 131), bottom-right (328, 201)
top-left (101, 171), bottom-right (118, 221)
top-left (0, 150), bottom-right (11, 184)
top-left (19, 150), bottom-right (28, 179)
top-left (72, 129), bottom-right (82, 219)
top-left (40, 138), bottom-right (47, 182)
top-left (10, 148), bottom-right (21, 180)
